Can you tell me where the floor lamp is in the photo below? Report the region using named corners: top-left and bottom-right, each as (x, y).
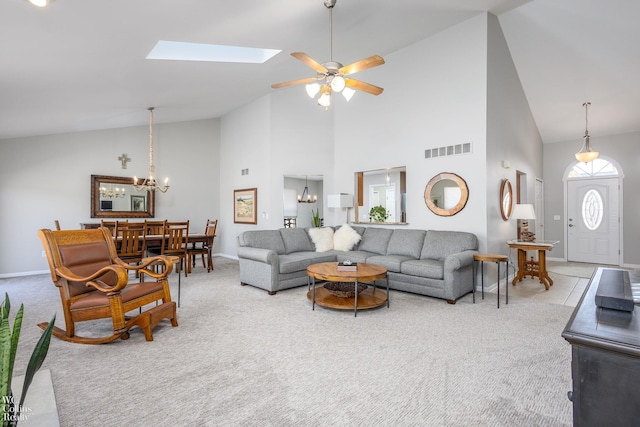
top-left (327, 194), bottom-right (353, 224)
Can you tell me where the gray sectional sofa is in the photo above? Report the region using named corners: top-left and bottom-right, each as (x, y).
top-left (237, 225), bottom-right (478, 303)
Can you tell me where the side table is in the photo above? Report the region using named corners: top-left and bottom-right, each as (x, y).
top-left (507, 240), bottom-right (558, 290)
top-left (473, 254), bottom-right (509, 308)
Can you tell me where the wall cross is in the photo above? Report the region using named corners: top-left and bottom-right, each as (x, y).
top-left (118, 153), bottom-right (131, 169)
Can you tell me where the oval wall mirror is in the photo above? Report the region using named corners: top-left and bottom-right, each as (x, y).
top-left (500, 179), bottom-right (513, 220)
top-left (424, 172), bottom-right (469, 216)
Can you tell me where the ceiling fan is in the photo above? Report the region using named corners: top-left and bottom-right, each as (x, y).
top-left (271, 0), bottom-right (385, 108)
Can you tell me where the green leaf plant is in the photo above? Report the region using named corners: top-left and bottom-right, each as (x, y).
top-left (312, 208), bottom-right (321, 227)
top-left (369, 205), bottom-right (390, 222)
top-left (1, 293), bottom-right (55, 426)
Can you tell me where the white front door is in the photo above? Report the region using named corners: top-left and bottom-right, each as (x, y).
top-left (567, 177), bottom-right (620, 264)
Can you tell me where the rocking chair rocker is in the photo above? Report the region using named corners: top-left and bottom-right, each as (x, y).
top-left (38, 227), bottom-right (179, 344)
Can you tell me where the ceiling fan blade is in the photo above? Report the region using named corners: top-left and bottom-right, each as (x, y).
top-left (291, 52), bottom-right (328, 74)
top-left (345, 78), bottom-right (384, 96)
top-left (271, 77), bottom-right (320, 89)
top-left (339, 55), bottom-right (385, 76)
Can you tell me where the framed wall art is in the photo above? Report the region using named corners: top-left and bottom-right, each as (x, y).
top-left (234, 188), bottom-right (257, 224)
top-left (130, 195), bottom-right (146, 212)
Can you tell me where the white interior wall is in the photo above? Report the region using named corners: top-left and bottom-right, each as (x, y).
top-left (486, 13), bottom-right (544, 257)
top-left (0, 118), bottom-right (220, 275)
top-left (334, 14), bottom-right (489, 239)
top-left (218, 96), bottom-right (272, 259)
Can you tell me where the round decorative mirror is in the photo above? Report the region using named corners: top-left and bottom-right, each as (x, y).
top-left (424, 172), bottom-right (469, 216)
top-left (500, 179), bottom-right (513, 220)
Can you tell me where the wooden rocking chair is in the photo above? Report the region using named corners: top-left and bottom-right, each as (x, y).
top-left (38, 227), bottom-right (178, 344)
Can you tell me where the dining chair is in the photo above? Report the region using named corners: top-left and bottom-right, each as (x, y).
top-left (187, 219), bottom-right (217, 273)
top-left (144, 220), bottom-right (165, 236)
top-left (160, 221), bottom-right (189, 276)
top-left (100, 220), bottom-right (119, 237)
top-left (147, 221), bottom-right (189, 305)
top-left (115, 221), bottom-right (146, 270)
top-left (37, 227), bottom-right (178, 344)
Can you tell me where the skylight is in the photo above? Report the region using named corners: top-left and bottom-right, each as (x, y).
top-left (146, 41), bottom-right (281, 64)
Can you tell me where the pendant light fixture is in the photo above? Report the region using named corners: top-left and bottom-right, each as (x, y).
top-left (297, 176), bottom-right (317, 203)
top-left (133, 107), bottom-right (170, 193)
top-left (575, 101), bottom-right (599, 163)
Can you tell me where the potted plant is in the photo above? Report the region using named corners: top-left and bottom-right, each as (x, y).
top-left (1, 293), bottom-right (55, 426)
top-left (369, 205), bottom-right (390, 222)
top-left (312, 209), bottom-right (322, 227)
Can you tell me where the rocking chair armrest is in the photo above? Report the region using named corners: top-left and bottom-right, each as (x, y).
top-left (55, 265), bottom-right (130, 293)
top-left (134, 255), bottom-right (175, 280)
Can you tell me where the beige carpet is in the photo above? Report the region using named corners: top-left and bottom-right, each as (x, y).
top-left (3, 257), bottom-right (574, 426)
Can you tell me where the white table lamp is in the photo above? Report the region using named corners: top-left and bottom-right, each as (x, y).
top-left (513, 203), bottom-right (536, 241)
top-left (328, 194), bottom-right (353, 224)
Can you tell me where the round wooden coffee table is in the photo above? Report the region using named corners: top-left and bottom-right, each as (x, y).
top-left (306, 262), bottom-right (389, 317)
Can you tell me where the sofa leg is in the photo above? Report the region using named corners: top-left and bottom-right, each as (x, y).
top-left (268, 291), bottom-right (277, 296)
top-left (446, 299), bottom-right (456, 304)
top-left (240, 282), bottom-right (247, 286)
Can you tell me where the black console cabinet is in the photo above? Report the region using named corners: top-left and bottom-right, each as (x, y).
top-left (562, 268), bottom-right (640, 427)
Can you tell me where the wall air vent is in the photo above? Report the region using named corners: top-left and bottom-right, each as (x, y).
top-left (425, 142), bottom-right (472, 159)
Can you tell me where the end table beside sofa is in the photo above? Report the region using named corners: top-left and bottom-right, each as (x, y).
top-left (237, 225), bottom-right (478, 304)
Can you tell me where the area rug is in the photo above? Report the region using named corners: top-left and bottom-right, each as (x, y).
top-left (3, 257), bottom-right (574, 426)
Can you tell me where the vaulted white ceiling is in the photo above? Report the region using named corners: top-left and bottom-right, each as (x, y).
top-left (1, 0), bottom-right (638, 144)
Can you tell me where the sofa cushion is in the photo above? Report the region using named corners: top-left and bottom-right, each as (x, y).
top-left (239, 230), bottom-right (286, 255)
top-left (280, 228), bottom-right (314, 254)
top-left (400, 259), bottom-right (444, 279)
top-left (336, 251), bottom-right (374, 264)
top-left (366, 255), bottom-right (415, 273)
top-left (278, 254), bottom-right (312, 274)
top-left (421, 230), bottom-right (478, 260)
top-left (386, 229), bottom-right (426, 258)
top-left (357, 228), bottom-right (393, 255)
top-left (307, 227), bottom-right (334, 252)
top-left (333, 224), bottom-right (362, 251)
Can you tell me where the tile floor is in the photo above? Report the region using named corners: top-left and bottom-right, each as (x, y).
top-left (502, 273), bottom-right (589, 307)
top-left (483, 266), bottom-right (591, 308)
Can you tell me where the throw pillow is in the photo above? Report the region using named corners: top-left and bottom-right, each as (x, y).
top-left (308, 227), bottom-right (334, 252)
top-left (333, 224), bottom-right (362, 251)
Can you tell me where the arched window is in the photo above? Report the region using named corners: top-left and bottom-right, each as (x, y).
top-left (568, 158), bottom-right (618, 178)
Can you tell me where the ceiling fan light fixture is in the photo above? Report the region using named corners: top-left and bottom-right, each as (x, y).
top-left (318, 91), bottom-right (331, 108)
top-left (330, 75), bottom-right (345, 92)
top-left (342, 87), bottom-right (356, 102)
top-left (270, 0), bottom-right (384, 109)
top-left (305, 83), bottom-right (320, 98)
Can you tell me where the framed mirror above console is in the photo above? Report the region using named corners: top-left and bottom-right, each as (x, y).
top-left (424, 172), bottom-right (468, 217)
top-left (354, 166), bottom-right (407, 224)
top-left (91, 175), bottom-right (155, 218)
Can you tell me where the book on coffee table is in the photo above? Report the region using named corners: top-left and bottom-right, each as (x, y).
top-left (337, 262), bottom-right (357, 271)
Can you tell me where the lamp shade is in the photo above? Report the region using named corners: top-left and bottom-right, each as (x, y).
top-left (512, 204), bottom-right (536, 220)
top-left (327, 194), bottom-right (353, 208)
